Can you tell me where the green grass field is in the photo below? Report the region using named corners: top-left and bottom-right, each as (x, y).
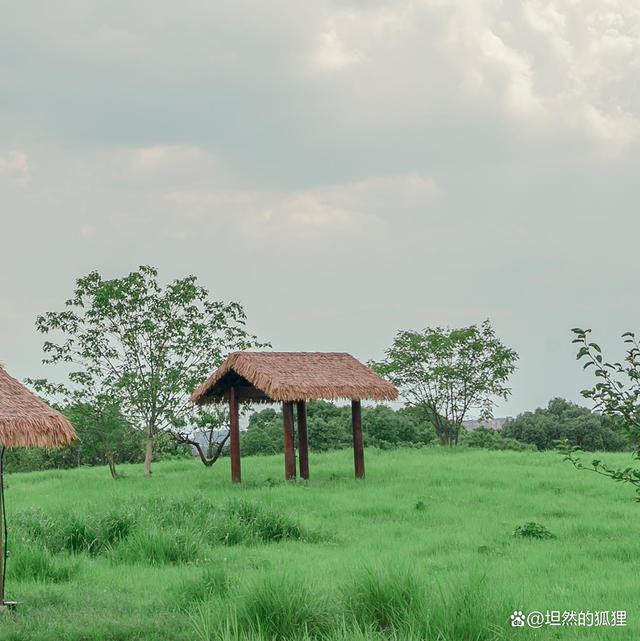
top-left (0, 447), bottom-right (637, 641)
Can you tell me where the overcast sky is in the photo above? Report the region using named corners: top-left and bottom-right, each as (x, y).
top-left (1, 0), bottom-right (639, 417)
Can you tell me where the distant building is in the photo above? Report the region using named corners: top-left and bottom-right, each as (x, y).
top-left (462, 417), bottom-right (510, 431)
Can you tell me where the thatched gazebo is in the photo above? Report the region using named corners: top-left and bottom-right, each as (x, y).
top-left (192, 352), bottom-right (398, 482)
top-left (0, 365), bottom-right (76, 608)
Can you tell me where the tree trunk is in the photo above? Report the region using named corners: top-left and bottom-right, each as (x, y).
top-left (106, 450), bottom-right (120, 479)
top-left (433, 415), bottom-right (451, 446)
top-left (144, 426), bottom-right (153, 476)
top-left (193, 433), bottom-right (229, 467)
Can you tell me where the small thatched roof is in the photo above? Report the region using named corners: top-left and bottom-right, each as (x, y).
top-left (192, 352), bottom-right (399, 404)
top-left (0, 365), bottom-right (76, 448)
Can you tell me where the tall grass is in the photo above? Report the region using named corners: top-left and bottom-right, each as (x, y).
top-left (237, 574), bottom-right (334, 640)
top-left (111, 527), bottom-right (204, 565)
top-left (7, 543), bottom-right (79, 583)
top-left (0, 448), bottom-right (638, 641)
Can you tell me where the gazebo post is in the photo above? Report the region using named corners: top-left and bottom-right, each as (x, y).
top-left (282, 402), bottom-right (296, 480)
top-left (0, 449), bottom-right (4, 606)
top-left (296, 401), bottom-right (309, 480)
top-left (229, 386), bottom-right (241, 483)
top-left (351, 400), bottom-right (365, 479)
top-left (0, 365), bottom-right (76, 609)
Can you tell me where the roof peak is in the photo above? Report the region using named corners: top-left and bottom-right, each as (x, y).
top-left (193, 351), bottom-right (398, 404)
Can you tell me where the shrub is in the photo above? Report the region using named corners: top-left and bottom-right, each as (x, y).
top-left (460, 428), bottom-right (536, 451)
top-left (513, 522), bottom-right (555, 540)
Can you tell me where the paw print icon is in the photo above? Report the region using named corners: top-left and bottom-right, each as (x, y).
top-left (510, 611), bottom-right (526, 627)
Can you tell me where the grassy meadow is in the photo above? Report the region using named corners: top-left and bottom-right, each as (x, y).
top-left (0, 447), bottom-right (638, 641)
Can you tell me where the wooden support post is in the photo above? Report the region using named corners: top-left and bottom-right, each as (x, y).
top-left (351, 399), bottom-right (365, 479)
top-left (229, 386), bottom-right (241, 483)
top-left (0, 457), bottom-right (4, 605)
top-left (283, 401), bottom-right (296, 480)
top-left (296, 400), bottom-right (309, 480)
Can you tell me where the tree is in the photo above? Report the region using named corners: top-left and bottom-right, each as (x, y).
top-left (64, 402), bottom-right (137, 478)
top-left (562, 328), bottom-right (640, 500)
top-left (374, 320), bottom-right (518, 446)
top-left (241, 409), bottom-right (283, 456)
top-left (35, 266), bottom-right (266, 476)
top-left (171, 408), bottom-right (230, 467)
top-left (26, 377), bottom-right (138, 479)
top-left (239, 402), bottom-right (434, 455)
top-left (502, 398), bottom-right (626, 451)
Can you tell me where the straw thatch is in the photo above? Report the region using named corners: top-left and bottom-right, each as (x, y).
top-left (0, 366), bottom-right (76, 448)
top-left (192, 352), bottom-right (399, 404)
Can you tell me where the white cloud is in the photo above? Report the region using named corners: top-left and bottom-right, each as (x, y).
top-left (311, 30), bottom-right (365, 71)
top-left (306, 1), bottom-right (640, 151)
top-left (0, 150), bottom-right (30, 185)
top-left (446, 0), bottom-right (640, 147)
top-left (119, 145), bottom-right (218, 178)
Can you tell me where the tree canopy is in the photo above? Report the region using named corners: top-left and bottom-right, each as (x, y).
top-left (374, 320), bottom-right (518, 445)
top-left (34, 265), bottom-right (266, 475)
top-left (560, 328), bottom-right (640, 500)
top-left (502, 398), bottom-right (626, 451)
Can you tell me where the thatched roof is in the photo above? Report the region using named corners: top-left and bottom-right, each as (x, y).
top-left (192, 352), bottom-right (399, 404)
top-left (0, 366), bottom-right (76, 448)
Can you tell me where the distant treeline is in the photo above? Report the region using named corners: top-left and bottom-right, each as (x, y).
top-left (241, 402), bottom-right (437, 455)
top-left (5, 397), bottom-right (631, 474)
top-left (241, 398), bottom-right (629, 455)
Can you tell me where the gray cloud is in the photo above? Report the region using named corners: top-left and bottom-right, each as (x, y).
top-left (1, 0), bottom-right (639, 417)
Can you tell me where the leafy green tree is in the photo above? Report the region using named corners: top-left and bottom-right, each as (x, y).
top-left (502, 398), bottom-right (626, 451)
top-left (241, 409), bottom-right (283, 456)
top-left (63, 403), bottom-right (137, 477)
top-left (361, 405), bottom-right (434, 448)
top-left (34, 266), bottom-right (265, 476)
top-left (561, 328), bottom-right (640, 500)
top-left (374, 320), bottom-right (518, 446)
top-left (3, 394), bottom-right (144, 475)
top-left (240, 402), bottom-right (436, 456)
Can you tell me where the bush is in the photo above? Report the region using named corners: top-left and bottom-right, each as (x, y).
top-left (513, 522), bottom-right (555, 540)
top-left (460, 427), bottom-right (536, 451)
top-left (502, 398), bottom-right (628, 451)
